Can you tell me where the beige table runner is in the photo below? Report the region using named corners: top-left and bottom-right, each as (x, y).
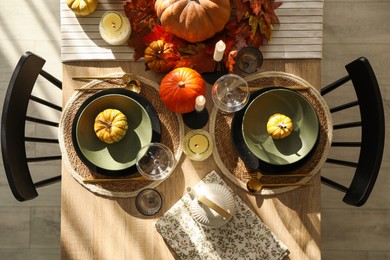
top-left (61, 0), bottom-right (323, 62)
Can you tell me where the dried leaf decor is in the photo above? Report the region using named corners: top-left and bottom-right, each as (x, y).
top-left (123, 0), bottom-right (282, 73)
top-left (125, 0), bottom-right (158, 60)
top-left (124, 0), bottom-right (156, 34)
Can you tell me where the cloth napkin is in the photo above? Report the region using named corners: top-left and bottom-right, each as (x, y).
top-left (155, 171), bottom-right (289, 260)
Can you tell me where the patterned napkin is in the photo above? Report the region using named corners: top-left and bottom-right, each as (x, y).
top-left (155, 171), bottom-right (289, 260)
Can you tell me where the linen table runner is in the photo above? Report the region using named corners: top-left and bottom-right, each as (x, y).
top-left (61, 0), bottom-right (323, 62)
top-left (155, 171), bottom-right (289, 259)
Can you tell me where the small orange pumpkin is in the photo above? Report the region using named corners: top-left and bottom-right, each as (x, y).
top-left (266, 113), bottom-right (293, 139)
top-left (144, 40), bottom-right (175, 72)
top-left (159, 67), bottom-right (206, 114)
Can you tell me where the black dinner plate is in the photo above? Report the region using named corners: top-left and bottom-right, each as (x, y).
top-left (231, 87), bottom-right (319, 174)
top-left (72, 88), bottom-right (162, 177)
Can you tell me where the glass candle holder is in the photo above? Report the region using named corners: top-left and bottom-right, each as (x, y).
top-left (235, 46), bottom-right (264, 74)
top-left (99, 11), bottom-right (132, 45)
top-left (183, 130), bottom-right (213, 161)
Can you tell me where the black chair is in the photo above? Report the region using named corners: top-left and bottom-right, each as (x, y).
top-left (321, 57), bottom-right (385, 206)
top-left (1, 51), bottom-right (62, 201)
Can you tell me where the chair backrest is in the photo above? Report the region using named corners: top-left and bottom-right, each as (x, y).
top-left (321, 57), bottom-right (385, 206)
top-left (1, 51), bottom-right (62, 201)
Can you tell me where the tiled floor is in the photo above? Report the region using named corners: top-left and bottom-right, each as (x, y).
top-left (0, 0), bottom-right (389, 259)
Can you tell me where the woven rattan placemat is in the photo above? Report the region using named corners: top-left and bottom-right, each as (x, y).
top-left (209, 72), bottom-right (333, 195)
top-left (59, 74), bottom-right (184, 198)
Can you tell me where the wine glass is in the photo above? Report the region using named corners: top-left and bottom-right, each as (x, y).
top-left (235, 46), bottom-right (263, 74)
top-left (136, 143), bottom-right (176, 180)
top-left (211, 74), bottom-right (250, 113)
top-left (135, 188), bottom-right (163, 216)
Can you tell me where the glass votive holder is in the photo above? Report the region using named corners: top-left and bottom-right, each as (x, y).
top-left (183, 130), bottom-right (213, 161)
top-left (99, 11), bottom-right (132, 45)
top-left (235, 46), bottom-right (263, 74)
top-left (211, 74), bottom-right (250, 113)
top-left (135, 188), bottom-right (163, 216)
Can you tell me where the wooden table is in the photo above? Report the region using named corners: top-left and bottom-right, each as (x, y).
top-left (61, 59), bottom-right (321, 260)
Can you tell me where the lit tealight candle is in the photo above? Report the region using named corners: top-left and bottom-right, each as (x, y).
top-left (183, 130), bottom-right (213, 161)
top-left (99, 11), bottom-right (132, 45)
top-left (213, 40), bottom-right (226, 62)
top-left (195, 95), bottom-right (206, 112)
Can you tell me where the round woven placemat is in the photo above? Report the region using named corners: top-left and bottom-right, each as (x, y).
top-left (209, 71), bottom-right (333, 195)
top-left (59, 74), bottom-right (184, 198)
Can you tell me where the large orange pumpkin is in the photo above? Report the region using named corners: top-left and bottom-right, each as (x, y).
top-left (144, 40), bottom-right (175, 72)
top-left (154, 0), bottom-right (231, 43)
top-left (159, 67), bottom-right (206, 114)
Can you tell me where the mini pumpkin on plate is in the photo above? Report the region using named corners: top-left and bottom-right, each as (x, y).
top-left (94, 109), bottom-right (128, 144)
top-left (266, 113), bottom-right (293, 139)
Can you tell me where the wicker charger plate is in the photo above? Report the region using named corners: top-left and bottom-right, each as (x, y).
top-left (59, 74), bottom-right (184, 198)
top-left (209, 71), bottom-right (333, 195)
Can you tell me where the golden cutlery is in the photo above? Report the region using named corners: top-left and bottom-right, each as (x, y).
top-left (249, 172), bottom-right (311, 179)
top-left (246, 177), bottom-right (310, 193)
top-left (72, 73), bottom-right (133, 83)
top-left (186, 186), bottom-right (233, 220)
top-left (197, 195), bottom-right (233, 220)
top-left (74, 79), bottom-right (142, 93)
top-left (83, 176), bottom-right (151, 184)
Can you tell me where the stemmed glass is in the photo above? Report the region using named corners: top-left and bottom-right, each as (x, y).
top-left (211, 74), bottom-right (250, 113)
top-left (136, 143), bottom-right (176, 181)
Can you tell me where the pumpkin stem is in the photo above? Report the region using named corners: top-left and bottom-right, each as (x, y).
top-left (98, 118), bottom-right (112, 129)
top-left (178, 82), bottom-right (185, 88)
top-left (278, 122), bottom-right (287, 129)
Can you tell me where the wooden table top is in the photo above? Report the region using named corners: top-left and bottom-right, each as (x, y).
top-left (61, 59), bottom-right (322, 260)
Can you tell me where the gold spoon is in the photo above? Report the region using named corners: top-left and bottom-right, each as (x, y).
top-left (246, 177), bottom-right (310, 193)
top-left (74, 79), bottom-right (142, 93)
top-left (72, 73), bottom-right (133, 84)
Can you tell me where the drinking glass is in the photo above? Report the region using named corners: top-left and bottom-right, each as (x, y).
top-left (211, 74), bottom-right (250, 113)
top-left (135, 188), bottom-right (163, 216)
top-left (136, 143), bottom-right (176, 180)
top-left (235, 46), bottom-right (263, 74)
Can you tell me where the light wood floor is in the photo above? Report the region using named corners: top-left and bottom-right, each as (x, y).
top-left (0, 0), bottom-right (389, 259)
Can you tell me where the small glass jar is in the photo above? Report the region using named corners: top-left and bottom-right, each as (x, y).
top-left (183, 130), bottom-right (213, 161)
top-left (99, 11), bottom-right (131, 45)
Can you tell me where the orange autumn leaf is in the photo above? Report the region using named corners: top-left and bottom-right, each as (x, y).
top-left (177, 44), bottom-right (216, 73)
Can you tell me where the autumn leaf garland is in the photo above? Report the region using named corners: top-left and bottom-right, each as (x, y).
top-left (124, 0), bottom-right (282, 73)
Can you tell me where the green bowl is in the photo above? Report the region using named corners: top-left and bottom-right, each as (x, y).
top-left (242, 88), bottom-right (319, 168)
top-left (72, 89), bottom-right (161, 177)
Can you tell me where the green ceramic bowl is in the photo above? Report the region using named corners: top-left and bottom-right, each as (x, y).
top-left (242, 88), bottom-right (319, 167)
top-left (72, 89), bottom-right (161, 177)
